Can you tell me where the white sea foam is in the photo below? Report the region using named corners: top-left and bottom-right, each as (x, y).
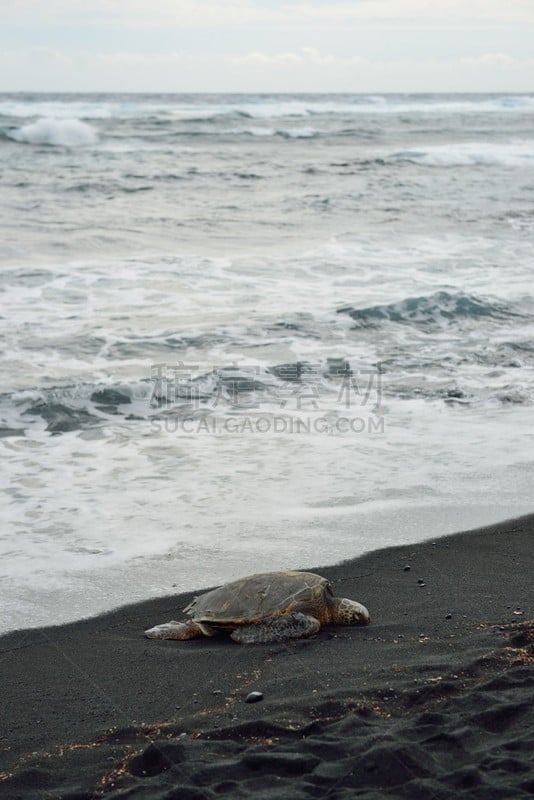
top-left (7, 117), bottom-right (98, 147)
top-left (235, 126), bottom-right (276, 137)
top-left (0, 100), bottom-right (113, 119)
top-left (227, 95), bottom-right (534, 118)
top-left (225, 126), bottom-right (317, 138)
top-left (278, 126), bottom-right (318, 138)
top-left (393, 141), bottom-right (534, 167)
top-left (1, 399), bottom-right (532, 632)
top-left (3, 94), bottom-right (534, 125)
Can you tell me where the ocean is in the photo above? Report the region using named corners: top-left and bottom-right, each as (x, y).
top-left (1, 93), bottom-right (533, 633)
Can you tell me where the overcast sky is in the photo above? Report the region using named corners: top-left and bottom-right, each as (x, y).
top-left (1, 0), bottom-right (534, 93)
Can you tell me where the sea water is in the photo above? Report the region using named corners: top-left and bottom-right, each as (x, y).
top-left (1, 93), bottom-right (533, 632)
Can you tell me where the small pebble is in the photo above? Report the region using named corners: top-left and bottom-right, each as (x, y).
top-left (445, 613), bottom-right (452, 620)
top-left (403, 565), bottom-right (411, 572)
top-left (245, 691), bottom-right (263, 704)
top-left (417, 579), bottom-right (425, 585)
top-left (513, 609), bottom-right (524, 616)
top-left (212, 689), bottom-right (223, 695)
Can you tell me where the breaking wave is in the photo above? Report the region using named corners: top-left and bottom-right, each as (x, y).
top-left (5, 117), bottom-right (98, 147)
top-left (391, 142), bottom-right (534, 168)
top-left (3, 94), bottom-right (534, 127)
top-left (337, 291), bottom-right (518, 327)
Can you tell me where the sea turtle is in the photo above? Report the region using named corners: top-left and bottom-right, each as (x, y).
top-left (144, 571), bottom-right (370, 644)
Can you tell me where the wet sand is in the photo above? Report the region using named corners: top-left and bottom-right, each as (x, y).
top-left (0, 514), bottom-right (532, 799)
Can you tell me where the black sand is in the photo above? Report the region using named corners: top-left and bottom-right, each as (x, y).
top-left (1, 515), bottom-right (533, 799)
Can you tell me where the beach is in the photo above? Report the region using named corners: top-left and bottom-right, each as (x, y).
top-left (1, 513), bottom-right (532, 799)
top-left (2, 93), bottom-right (534, 633)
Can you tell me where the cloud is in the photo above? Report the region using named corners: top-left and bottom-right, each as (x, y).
top-left (283, 0), bottom-right (534, 25)
top-left (461, 53), bottom-right (523, 67)
top-left (231, 48), bottom-right (336, 67)
top-left (0, 0), bottom-right (279, 27)
top-left (2, 46), bottom-right (534, 92)
top-left (97, 51), bottom-right (187, 66)
top-left (2, 0), bottom-right (534, 28)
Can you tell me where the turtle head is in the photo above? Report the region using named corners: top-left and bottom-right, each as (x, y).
top-left (331, 598), bottom-right (370, 626)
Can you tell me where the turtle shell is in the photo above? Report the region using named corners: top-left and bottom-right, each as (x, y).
top-left (183, 571), bottom-right (332, 625)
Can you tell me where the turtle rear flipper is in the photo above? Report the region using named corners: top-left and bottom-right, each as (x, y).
top-left (144, 620), bottom-right (205, 640)
top-left (230, 612), bottom-right (320, 644)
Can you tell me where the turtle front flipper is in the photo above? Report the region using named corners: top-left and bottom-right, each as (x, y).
top-left (230, 612), bottom-right (321, 644)
top-left (144, 620), bottom-right (204, 640)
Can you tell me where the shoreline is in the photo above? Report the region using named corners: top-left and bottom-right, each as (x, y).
top-left (4, 502), bottom-right (532, 637)
top-left (1, 514), bottom-right (533, 799)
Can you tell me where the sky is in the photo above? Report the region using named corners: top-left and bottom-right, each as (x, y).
top-left (1, 0), bottom-right (534, 93)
